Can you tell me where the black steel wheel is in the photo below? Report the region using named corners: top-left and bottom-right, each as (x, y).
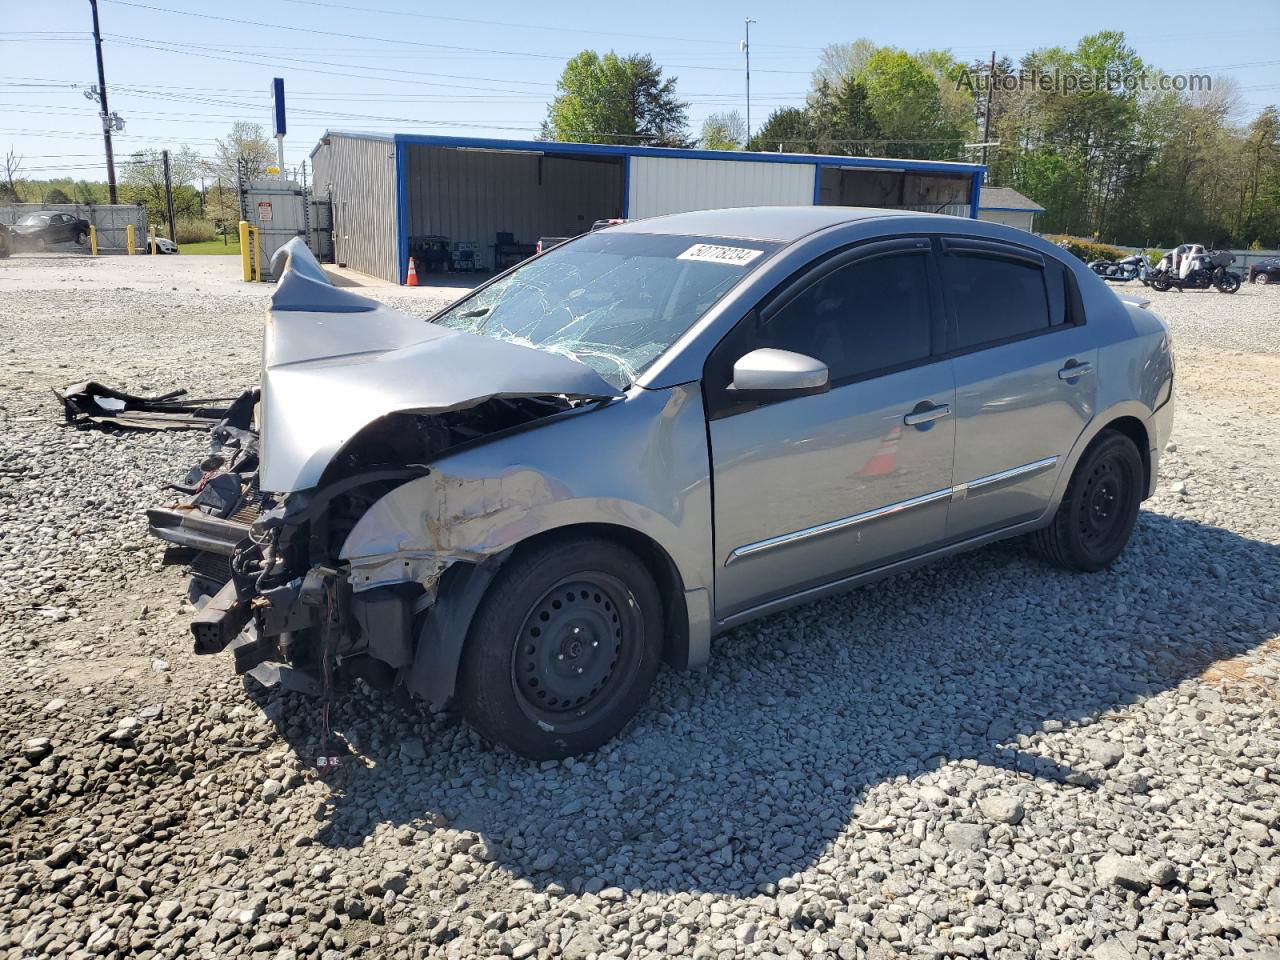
top-left (1029, 430), bottom-right (1143, 572)
top-left (457, 536), bottom-right (662, 760)
top-left (1215, 273), bottom-right (1240, 294)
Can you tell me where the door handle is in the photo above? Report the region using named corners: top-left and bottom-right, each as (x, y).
top-left (1058, 361), bottom-right (1093, 380)
top-left (904, 403), bottom-right (951, 427)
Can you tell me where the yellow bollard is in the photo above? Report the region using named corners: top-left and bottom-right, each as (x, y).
top-left (239, 220), bottom-right (253, 281)
top-left (126, 223), bottom-right (135, 255)
top-left (89, 225), bottom-right (98, 256)
top-left (254, 229), bottom-right (262, 282)
top-left (148, 225), bottom-right (156, 255)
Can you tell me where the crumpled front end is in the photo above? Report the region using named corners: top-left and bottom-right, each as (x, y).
top-left (147, 238), bottom-right (619, 699)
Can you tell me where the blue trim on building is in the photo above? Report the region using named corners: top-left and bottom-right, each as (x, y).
top-left (395, 141), bottom-right (409, 284)
top-left (621, 155), bottom-right (630, 218)
top-left (978, 206), bottom-right (1045, 214)
top-left (968, 169), bottom-right (984, 221)
top-left (811, 166), bottom-right (823, 205)
top-left (380, 132), bottom-right (986, 177)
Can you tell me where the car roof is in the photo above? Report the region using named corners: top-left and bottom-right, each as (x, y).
top-left (608, 205), bottom-right (933, 243)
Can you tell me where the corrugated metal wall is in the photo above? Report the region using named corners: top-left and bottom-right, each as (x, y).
top-left (308, 134), bottom-right (397, 281)
top-left (627, 156), bottom-right (816, 220)
top-left (404, 146), bottom-right (623, 268)
top-left (978, 210), bottom-right (1037, 231)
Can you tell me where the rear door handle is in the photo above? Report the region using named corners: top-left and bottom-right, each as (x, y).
top-left (1058, 361), bottom-right (1093, 380)
top-left (904, 403), bottom-right (951, 427)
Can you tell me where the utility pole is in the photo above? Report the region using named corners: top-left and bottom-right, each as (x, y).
top-left (162, 149), bottom-right (176, 244)
top-left (981, 50), bottom-right (996, 170)
top-left (88, 0), bottom-right (118, 204)
top-left (742, 18), bottom-right (757, 146)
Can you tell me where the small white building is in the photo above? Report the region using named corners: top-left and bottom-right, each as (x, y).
top-left (977, 186), bottom-right (1044, 233)
top-left (309, 132), bottom-right (987, 283)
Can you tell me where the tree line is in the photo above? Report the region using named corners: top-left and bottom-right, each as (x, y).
top-left (541, 32), bottom-right (1280, 249)
top-left (2, 122), bottom-right (280, 240)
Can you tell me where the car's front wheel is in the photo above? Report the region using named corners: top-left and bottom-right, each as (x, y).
top-left (1257, 273), bottom-right (1270, 286)
top-left (1029, 430), bottom-right (1143, 572)
top-left (457, 535), bottom-right (663, 760)
top-left (75, 230), bottom-right (88, 247)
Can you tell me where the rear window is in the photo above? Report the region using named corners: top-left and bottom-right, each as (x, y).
top-left (943, 253), bottom-right (1050, 348)
top-left (434, 232), bottom-right (779, 388)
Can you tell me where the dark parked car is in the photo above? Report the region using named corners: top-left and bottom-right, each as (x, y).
top-left (1249, 257), bottom-right (1280, 285)
top-left (11, 211), bottom-right (90, 249)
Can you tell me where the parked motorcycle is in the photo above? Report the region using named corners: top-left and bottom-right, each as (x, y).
top-left (1088, 255), bottom-right (1151, 284)
top-left (1149, 248), bottom-right (1240, 294)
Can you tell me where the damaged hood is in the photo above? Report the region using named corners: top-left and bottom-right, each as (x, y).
top-left (260, 239), bottom-right (621, 493)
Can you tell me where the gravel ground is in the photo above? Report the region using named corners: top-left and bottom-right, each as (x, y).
top-left (1, 256), bottom-right (1279, 960)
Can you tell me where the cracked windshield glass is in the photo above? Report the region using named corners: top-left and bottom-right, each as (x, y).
top-left (434, 232), bottom-right (780, 388)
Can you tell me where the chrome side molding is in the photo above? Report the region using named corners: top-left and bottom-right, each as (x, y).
top-left (965, 456), bottom-right (1058, 496)
top-left (727, 456), bottom-right (1060, 564)
top-left (726, 487), bottom-right (953, 565)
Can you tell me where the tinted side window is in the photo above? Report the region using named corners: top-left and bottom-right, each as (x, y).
top-left (943, 252), bottom-right (1050, 348)
top-left (759, 252), bottom-right (933, 382)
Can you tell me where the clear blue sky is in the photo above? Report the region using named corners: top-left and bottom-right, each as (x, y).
top-left (4, 0), bottom-right (1278, 182)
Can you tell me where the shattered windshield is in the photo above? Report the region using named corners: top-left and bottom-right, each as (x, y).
top-left (433, 232), bottom-right (780, 388)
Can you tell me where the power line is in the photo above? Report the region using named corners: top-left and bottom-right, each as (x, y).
top-left (275, 0), bottom-right (822, 51)
top-left (99, 3), bottom-right (814, 75)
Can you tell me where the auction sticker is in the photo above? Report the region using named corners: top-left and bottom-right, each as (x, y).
top-left (677, 243), bottom-right (765, 266)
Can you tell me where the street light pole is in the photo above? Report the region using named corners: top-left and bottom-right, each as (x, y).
top-left (743, 18), bottom-right (757, 146)
top-left (88, 0), bottom-right (118, 204)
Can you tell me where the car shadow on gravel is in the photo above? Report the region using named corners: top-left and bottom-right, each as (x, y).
top-left (247, 510), bottom-right (1279, 896)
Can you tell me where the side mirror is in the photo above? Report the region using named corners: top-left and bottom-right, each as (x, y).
top-left (728, 348), bottom-right (829, 401)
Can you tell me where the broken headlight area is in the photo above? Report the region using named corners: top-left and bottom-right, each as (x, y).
top-left (147, 390), bottom-right (581, 698)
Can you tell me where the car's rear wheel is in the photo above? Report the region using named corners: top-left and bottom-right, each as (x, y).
top-left (1029, 430), bottom-right (1143, 572)
top-left (457, 535), bottom-right (663, 760)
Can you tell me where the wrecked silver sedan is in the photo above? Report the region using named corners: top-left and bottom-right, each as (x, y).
top-left (149, 207), bottom-right (1174, 759)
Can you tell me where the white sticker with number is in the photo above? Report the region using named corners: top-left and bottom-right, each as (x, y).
top-left (677, 243), bottom-right (765, 266)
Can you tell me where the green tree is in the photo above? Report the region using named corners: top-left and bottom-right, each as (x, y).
top-left (542, 51), bottom-right (688, 146)
top-left (700, 111), bottom-right (745, 151)
top-left (748, 107), bottom-right (814, 152)
top-left (123, 147), bottom-right (203, 225)
top-left (810, 75), bottom-right (882, 155)
top-left (860, 49), bottom-right (952, 160)
top-left (43, 187), bottom-right (71, 205)
top-left (625, 54), bottom-right (689, 147)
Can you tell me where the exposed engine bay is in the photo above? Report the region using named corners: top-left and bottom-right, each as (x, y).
top-left (147, 388), bottom-right (582, 698)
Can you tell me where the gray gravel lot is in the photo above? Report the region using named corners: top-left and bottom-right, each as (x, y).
top-left (1, 255), bottom-right (1279, 960)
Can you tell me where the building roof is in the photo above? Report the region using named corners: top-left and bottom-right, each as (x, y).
top-left (978, 186), bottom-right (1044, 213)
top-left (315, 130), bottom-right (986, 177)
top-left (611, 205), bottom-right (927, 242)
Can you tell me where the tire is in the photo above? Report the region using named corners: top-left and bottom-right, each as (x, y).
top-left (457, 535), bottom-right (663, 760)
top-left (1216, 273), bottom-right (1240, 294)
top-left (1257, 273), bottom-right (1271, 286)
top-left (75, 231), bottom-right (88, 247)
top-left (1029, 430), bottom-right (1144, 572)
top-left (1151, 274), bottom-right (1171, 292)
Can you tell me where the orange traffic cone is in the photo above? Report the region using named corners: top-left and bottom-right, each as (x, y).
top-left (405, 255), bottom-right (419, 287)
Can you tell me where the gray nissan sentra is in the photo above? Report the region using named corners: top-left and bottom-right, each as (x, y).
top-left (150, 206), bottom-right (1175, 759)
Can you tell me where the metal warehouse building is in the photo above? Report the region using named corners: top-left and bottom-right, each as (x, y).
top-left (309, 131), bottom-right (986, 284)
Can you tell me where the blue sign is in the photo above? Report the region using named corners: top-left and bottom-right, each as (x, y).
top-left (272, 77), bottom-right (286, 138)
